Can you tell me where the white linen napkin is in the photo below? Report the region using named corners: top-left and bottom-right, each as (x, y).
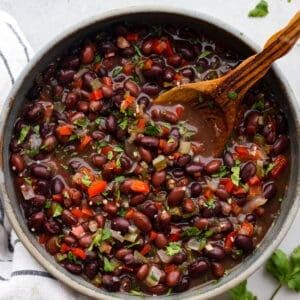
top-left (0, 11), bottom-right (88, 300)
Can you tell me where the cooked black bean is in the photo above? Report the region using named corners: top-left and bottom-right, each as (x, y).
top-left (240, 161), bottom-right (256, 182)
top-left (111, 217), bottom-right (130, 234)
top-left (272, 135), bottom-right (288, 155)
top-left (263, 181), bottom-right (277, 200)
top-left (31, 164), bottom-right (51, 180)
top-left (223, 151), bottom-right (234, 168)
top-left (204, 245), bottom-right (225, 261)
top-left (84, 261), bottom-right (99, 279)
top-left (102, 275), bottom-right (121, 292)
top-left (65, 263), bottom-right (82, 274)
top-left (188, 259), bottom-right (209, 278)
top-left (235, 234), bottom-right (254, 252)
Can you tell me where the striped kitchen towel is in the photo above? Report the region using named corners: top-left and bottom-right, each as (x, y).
top-left (0, 11), bottom-right (87, 300)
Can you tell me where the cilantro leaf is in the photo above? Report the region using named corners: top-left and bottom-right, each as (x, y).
top-left (266, 247), bottom-right (300, 294)
top-left (144, 123), bottom-right (161, 136)
top-left (229, 280), bottom-right (257, 300)
top-left (81, 174), bottom-right (92, 187)
top-left (266, 249), bottom-right (290, 283)
top-left (248, 0), bottom-right (269, 18)
top-left (252, 94), bottom-right (265, 111)
top-left (53, 203), bottom-right (63, 217)
top-left (103, 257), bottom-right (117, 272)
top-left (198, 51), bottom-right (211, 60)
top-left (73, 117), bottom-right (89, 129)
top-left (18, 125), bottom-right (31, 144)
top-left (212, 165), bottom-right (228, 178)
top-left (182, 226), bottom-right (201, 238)
top-left (166, 242), bottom-right (182, 256)
top-left (231, 161), bottom-right (241, 186)
top-left (88, 228), bottom-right (112, 252)
top-left (112, 66), bottom-right (123, 77)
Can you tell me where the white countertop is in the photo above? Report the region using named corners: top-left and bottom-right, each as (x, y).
top-left (0, 0), bottom-right (299, 299)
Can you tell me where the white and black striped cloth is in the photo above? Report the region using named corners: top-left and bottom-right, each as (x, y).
top-left (0, 11), bottom-right (88, 300)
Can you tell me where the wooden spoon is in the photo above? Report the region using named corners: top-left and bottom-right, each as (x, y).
top-left (154, 12), bottom-right (300, 156)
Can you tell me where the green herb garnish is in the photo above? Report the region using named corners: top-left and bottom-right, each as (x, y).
top-left (103, 257), bottom-right (117, 272)
top-left (112, 66), bottom-right (123, 77)
top-left (212, 165), bottom-right (228, 178)
top-left (81, 174), bottom-right (92, 187)
top-left (229, 280), bottom-right (257, 300)
top-left (53, 203), bottom-right (63, 217)
top-left (18, 125), bottom-right (30, 144)
top-left (231, 161), bottom-right (241, 186)
top-left (73, 117), bottom-right (89, 129)
top-left (166, 242), bottom-right (182, 256)
top-left (267, 246), bottom-right (300, 297)
top-left (182, 226), bottom-right (201, 238)
top-left (198, 51), bottom-right (211, 60)
top-left (248, 0), bottom-right (269, 18)
top-left (144, 123), bottom-right (161, 136)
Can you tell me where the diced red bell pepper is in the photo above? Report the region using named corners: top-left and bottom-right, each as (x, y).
top-left (239, 222), bottom-right (254, 237)
top-left (149, 231), bottom-right (158, 241)
top-left (71, 207), bottom-right (82, 218)
top-left (164, 40), bottom-right (174, 56)
top-left (79, 135), bottom-right (92, 151)
top-left (220, 178), bottom-right (234, 193)
top-left (102, 77), bottom-right (112, 87)
top-left (232, 186), bottom-right (247, 197)
top-left (143, 59), bottom-right (153, 70)
top-left (140, 244), bottom-right (151, 256)
top-left (270, 155), bottom-right (288, 178)
top-left (60, 243), bottom-right (71, 253)
top-left (129, 180), bottom-right (150, 194)
top-left (123, 62), bottom-right (134, 75)
top-left (126, 33), bottom-right (139, 42)
top-left (175, 105), bottom-right (184, 119)
top-left (231, 201), bottom-right (242, 215)
top-left (71, 224), bottom-right (85, 239)
top-left (89, 89), bottom-right (103, 101)
top-left (125, 208), bottom-right (136, 219)
top-left (52, 194), bottom-right (63, 202)
top-left (38, 233), bottom-right (48, 245)
top-left (164, 264), bottom-right (177, 274)
top-left (203, 188), bottom-right (213, 199)
top-left (81, 207), bottom-right (94, 218)
top-left (71, 247), bottom-right (86, 260)
top-left (224, 231), bottom-right (238, 252)
top-left (88, 180), bottom-right (107, 198)
top-left (248, 175), bottom-right (260, 186)
top-left (152, 39), bottom-right (167, 54)
top-left (101, 146), bottom-right (113, 155)
top-left (235, 146), bottom-right (249, 159)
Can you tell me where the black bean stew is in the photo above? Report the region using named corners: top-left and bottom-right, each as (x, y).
top-left (9, 23), bottom-right (289, 295)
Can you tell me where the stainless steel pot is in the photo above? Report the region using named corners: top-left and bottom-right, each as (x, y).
top-left (1, 6), bottom-right (299, 300)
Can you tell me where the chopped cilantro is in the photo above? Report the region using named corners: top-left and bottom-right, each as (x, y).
top-left (114, 175), bottom-right (125, 183)
top-left (68, 133), bottom-right (80, 142)
top-left (113, 145), bottom-right (124, 153)
top-left (117, 207), bottom-right (126, 217)
top-left (73, 117), bottom-right (89, 129)
top-left (212, 165), bottom-right (228, 178)
top-left (198, 51), bottom-right (211, 60)
top-left (133, 44), bottom-right (142, 57)
top-left (248, 0), bottom-right (269, 18)
top-left (231, 162), bottom-right (241, 186)
top-left (178, 122), bottom-right (197, 140)
top-left (112, 66), bottom-right (123, 77)
top-left (53, 203), bottom-right (63, 217)
top-left (88, 228), bottom-right (112, 252)
top-left (44, 199), bottom-right (52, 209)
top-left (107, 151), bottom-right (114, 160)
top-left (204, 198), bottom-right (216, 209)
top-left (94, 54), bottom-right (102, 63)
top-left (118, 117), bottom-right (128, 130)
top-left (24, 177), bottom-right (32, 185)
top-left (166, 242), bottom-right (182, 256)
top-left (18, 125), bottom-right (30, 144)
top-left (81, 174), bottom-right (92, 187)
top-left (67, 251), bottom-right (80, 264)
top-left (228, 91), bottom-right (238, 100)
top-left (144, 123), bottom-right (161, 136)
top-left (25, 147), bottom-right (40, 158)
top-left (33, 125), bottom-right (40, 135)
top-left (265, 162), bottom-right (275, 175)
top-left (252, 94), bottom-right (265, 111)
top-left (103, 257), bottom-right (117, 272)
top-left (182, 226), bottom-right (201, 238)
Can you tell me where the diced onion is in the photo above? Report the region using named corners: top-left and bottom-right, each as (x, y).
top-left (20, 184), bottom-right (35, 200)
top-left (134, 250), bottom-right (148, 264)
top-left (186, 238), bottom-right (206, 252)
top-left (90, 78), bottom-right (102, 90)
top-left (179, 141), bottom-right (191, 154)
top-left (111, 229), bottom-right (124, 243)
top-left (152, 155), bottom-right (168, 171)
top-left (124, 232), bottom-right (138, 243)
top-left (242, 196), bottom-right (268, 214)
top-left (144, 266), bottom-right (163, 287)
top-left (157, 250), bottom-right (173, 264)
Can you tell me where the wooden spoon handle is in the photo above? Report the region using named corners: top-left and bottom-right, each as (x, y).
top-left (220, 12), bottom-right (300, 98)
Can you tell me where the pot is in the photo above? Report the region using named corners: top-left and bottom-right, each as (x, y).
top-left (0, 6), bottom-right (299, 300)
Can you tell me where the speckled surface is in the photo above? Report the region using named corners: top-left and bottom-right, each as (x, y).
top-left (0, 1), bottom-right (300, 299)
